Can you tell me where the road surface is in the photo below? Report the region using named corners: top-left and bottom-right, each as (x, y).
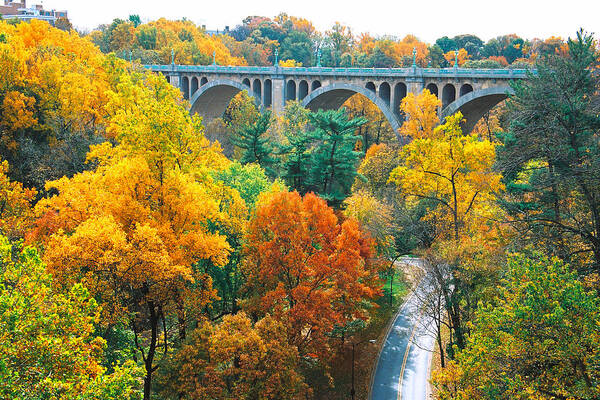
top-left (370, 261), bottom-right (435, 400)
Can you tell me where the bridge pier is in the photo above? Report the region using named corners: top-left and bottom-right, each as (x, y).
top-left (169, 75), bottom-right (180, 92)
top-left (271, 76), bottom-right (285, 114)
top-left (406, 77), bottom-right (425, 96)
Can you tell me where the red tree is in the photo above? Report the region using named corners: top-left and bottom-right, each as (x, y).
top-left (242, 191), bottom-right (382, 360)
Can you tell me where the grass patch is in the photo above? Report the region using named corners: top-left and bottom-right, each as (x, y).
top-left (380, 272), bottom-right (409, 309)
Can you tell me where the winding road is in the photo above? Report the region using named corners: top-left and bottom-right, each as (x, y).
top-left (370, 260), bottom-right (436, 400)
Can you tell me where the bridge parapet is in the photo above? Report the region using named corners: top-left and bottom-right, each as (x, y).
top-left (145, 64), bottom-right (532, 80)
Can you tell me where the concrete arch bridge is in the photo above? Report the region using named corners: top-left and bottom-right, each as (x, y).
top-left (145, 64), bottom-right (531, 139)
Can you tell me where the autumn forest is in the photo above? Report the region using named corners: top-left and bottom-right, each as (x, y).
top-left (0, 11), bottom-right (599, 400)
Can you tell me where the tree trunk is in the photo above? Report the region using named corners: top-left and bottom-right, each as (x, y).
top-left (389, 272), bottom-right (394, 307)
top-left (437, 326), bottom-right (445, 368)
top-left (143, 302), bottom-right (159, 400)
top-left (449, 294), bottom-right (465, 350)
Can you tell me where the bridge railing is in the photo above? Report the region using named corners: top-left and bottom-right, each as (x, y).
top-left (143, 64), bottom-right (534, 79)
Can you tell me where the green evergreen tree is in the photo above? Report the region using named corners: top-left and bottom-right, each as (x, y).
top-left (305, 109), bottom-right (366, 206)
top-left (276, 101), bottom-right (312, 193)
top-left (280, 130), bottom-right (313, 193)
top-left (231, 111), bottom-right (277, 177)
top-left (498, 29), bottom-right (600, 271)
top-left (128, 14), bottom-right (141, 28)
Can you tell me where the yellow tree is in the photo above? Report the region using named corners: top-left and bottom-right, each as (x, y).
top-left (110, 21), bottom-right (136, 52)
top-left (103, 70), bottom-right (228, 175)
top-left (136, 18), bottom-right (246, 66)
top-left (389, 90), bottom-right (505, 352)
top-left (0, 19), bottom-right (123, 189)
top-left (354, 143), bottom-right (402, 196)
top-left (344, 189), bottom-right (393, 256)
top-left (343, 94), bottom-right (396, 150)
top-left (390, 112), bottom-right (502, 241)
top-left (33, 71), bottom-right (232, 400)
top-left (398, 89), bottom-right (441, 140)
top-left (0, 160), bottom-right (35, 240)
top-left (279, 59), bottom-right (302, 67)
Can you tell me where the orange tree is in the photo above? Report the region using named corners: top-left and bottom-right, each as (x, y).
top-left (241, 190), bottom-right (382, 363)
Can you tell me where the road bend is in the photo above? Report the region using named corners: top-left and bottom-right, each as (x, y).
top-left (370, 260), bottom-right (435, 400)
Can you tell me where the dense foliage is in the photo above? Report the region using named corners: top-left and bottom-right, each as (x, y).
top-left (0, 235), bottom-right (143, 399)
top-left (1, 16), bottom-right (599, 400)
top-left (431, 30), bottom-right (600, 398)
top-left (498, 29), bottom-right (600, 272)
top-left (0, 20), bottom-right (116, 190)
top-left (0, 18), bottom-right (386, 400)
top-left (433, 253), bottom-right (600, 399)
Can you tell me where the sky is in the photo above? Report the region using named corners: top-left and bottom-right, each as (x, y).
top-left (38, 0), bottom-right (599, 43)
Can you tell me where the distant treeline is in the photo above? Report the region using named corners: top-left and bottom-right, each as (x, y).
top-left (86, 14), bottom-right (568, 68)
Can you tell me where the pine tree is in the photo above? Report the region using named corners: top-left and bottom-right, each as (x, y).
top-left (497, 29), bottom-right (600, 271)
top-left (231, 111), bottom-right (278, 177)
top-left (306, 109), bottom-right (366, 206)
top-left (280, 130), bottom-right (313, 194)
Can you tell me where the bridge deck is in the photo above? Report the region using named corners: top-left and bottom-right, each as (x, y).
top-left (145, 64), bottom-right (532, 79)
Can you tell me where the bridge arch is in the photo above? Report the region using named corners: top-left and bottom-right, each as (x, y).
top-left (393, 83), bottom-right (407, 117)
top-left (426, 83), bottom-right (438, 97)
top-left (366, 81), bottom-right (376, 93)
top-left (298, 80), bottom-right (309, 100)
top-left (181, 76), bottom-right (190, 100)
top-left (286, 80), bottom-right (296, 101)
top-left (252, 79), bottom-right (262, 101)
top-left (442, 86), bottom-right (513, 133)
top-left (189, 79), bottom-right (258, 121)
top-left (442, 84), bottom-right (456, 108)
top-left (263, 79), bottom-right (272, 108)
top-left (191, 77), bottom-right (199, 98)
top-left (459, 83), bottom-right (473, 97)
top-left (379, 82), bottom-right (391, 106)
top-left (302, 83), bottom-right (403, 141)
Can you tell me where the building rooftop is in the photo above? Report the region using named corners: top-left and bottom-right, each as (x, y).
top-left (0, 0), bottom-right (68, 25)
